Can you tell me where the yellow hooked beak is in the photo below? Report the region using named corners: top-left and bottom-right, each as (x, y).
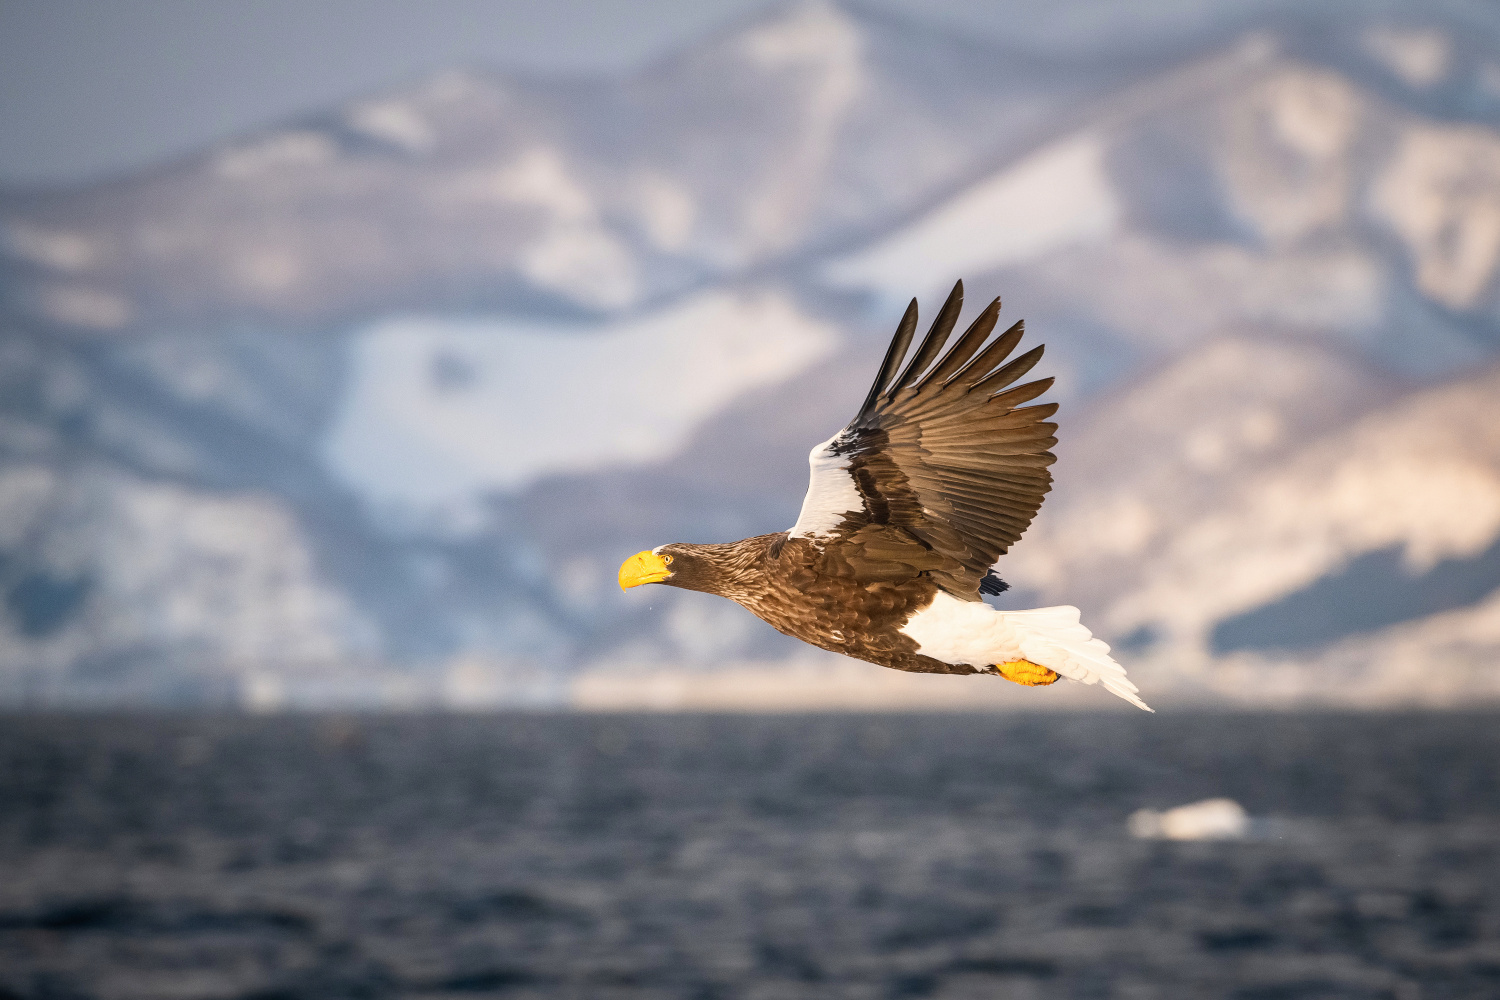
top-left (619, 549), bottom-right (672, 590)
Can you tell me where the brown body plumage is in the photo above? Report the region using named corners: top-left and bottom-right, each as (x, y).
top-left (651, 533), bottom-right (970, 674)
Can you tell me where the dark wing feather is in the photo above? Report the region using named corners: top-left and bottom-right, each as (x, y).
top-left (857, 298), bottom-right (917, 418)
top-left (793, 281), bottom-right (1057, 598)
top-left (888, 281), bottom-right (965, 396)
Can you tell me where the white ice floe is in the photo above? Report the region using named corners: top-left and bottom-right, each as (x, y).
top-left (1128, 798), bottom-right (1249, 841)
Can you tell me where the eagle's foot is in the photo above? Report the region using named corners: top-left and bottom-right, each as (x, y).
top-left (995, 659), bottom-right (1059, 686)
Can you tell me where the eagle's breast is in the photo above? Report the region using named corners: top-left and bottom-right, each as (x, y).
top-left (728, 535), bottom-right (973, 674)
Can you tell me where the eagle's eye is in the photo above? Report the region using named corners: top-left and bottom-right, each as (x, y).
top-left (662, 554), bottom-right (673, 565)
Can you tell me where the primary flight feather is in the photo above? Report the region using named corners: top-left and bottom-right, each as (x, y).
top-left (618, 281), bottom-right (1151, 711)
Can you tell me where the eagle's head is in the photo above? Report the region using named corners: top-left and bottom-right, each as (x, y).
top-left (617, 544), bottom-right (722, 594)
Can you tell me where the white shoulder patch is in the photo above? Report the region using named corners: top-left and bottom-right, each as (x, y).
top-left (900, 592), bottom-right (1152, 711)
top-left (788, 431), bottom-right (864, 538)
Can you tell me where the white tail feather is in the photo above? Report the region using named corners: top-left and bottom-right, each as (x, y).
top-left (1003, 606), bottom-right (1152, 712)
top-left (899, 594), bottom-right (1153, 711)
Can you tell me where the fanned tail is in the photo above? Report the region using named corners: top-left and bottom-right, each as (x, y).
top-left (1002, 606), bottom-right (1153, 712)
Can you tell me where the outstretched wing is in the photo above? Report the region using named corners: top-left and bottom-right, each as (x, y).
top-left (789, 280), bottom-right (1057, 598)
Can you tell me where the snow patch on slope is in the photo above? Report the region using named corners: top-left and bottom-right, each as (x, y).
top-left (4, 223), bottom-right (98, 272)
top-left (1220, 67), bottom-right (1361, 244)
top-left (824, 134), bottom-right (1119, 295)
top-left (324, 290), bottom-right (840, 523)
top-left (216, 132), bottom-right (339, 179)
top-left (1373, 122), bottom-right (1500, 311)
top-left (491, 148), bottom-right (640, 309)
top-left (347, 98), bottom-right (436, 152)
top-left (1363, 27), bottom-right (1452, 88)
top-left (0, 463), bottom-right (375, 690)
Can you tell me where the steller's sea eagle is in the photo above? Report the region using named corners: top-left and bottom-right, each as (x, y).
top-left (618, 281), bottom-right (1150, 711)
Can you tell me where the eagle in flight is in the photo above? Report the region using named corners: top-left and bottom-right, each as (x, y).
top-left (618, 281), bottom-right (1150, 711)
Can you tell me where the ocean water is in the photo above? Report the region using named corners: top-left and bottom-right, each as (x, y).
top-left (0, 711), bottom-right (1497, 1000)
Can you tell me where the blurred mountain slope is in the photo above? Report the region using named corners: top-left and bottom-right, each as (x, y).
top-left (1, 0), bottom-right (1499, 706)
top-left (833, 35), bottom-right (1500, 374)
top-left (1101, 359), bottom-right (1500, 705)
top-left (0, 3), bottom-right (1148, 333)
top-left (1109, 358), bottom-right (1500, 654)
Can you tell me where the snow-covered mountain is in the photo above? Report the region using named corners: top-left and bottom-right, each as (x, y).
top-left (2, 0), bottom-right (1499, 706)
top-left (0, 3), bottom-right (1141, 333)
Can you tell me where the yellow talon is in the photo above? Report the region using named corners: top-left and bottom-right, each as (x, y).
top-left (996, 659), bottom-right (1059, 687)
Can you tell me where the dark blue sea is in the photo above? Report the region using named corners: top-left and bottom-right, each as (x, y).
top-left (1, 712), bottom-right (1497, 1000)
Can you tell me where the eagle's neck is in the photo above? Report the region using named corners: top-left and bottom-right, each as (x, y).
top-left (677, 536), bottom-right (778, 602)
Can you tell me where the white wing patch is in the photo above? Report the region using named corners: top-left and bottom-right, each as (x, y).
top-left (899, 592), bottom-right (1152, 711)
top-left (788, 431), bottom-right (864, 538)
